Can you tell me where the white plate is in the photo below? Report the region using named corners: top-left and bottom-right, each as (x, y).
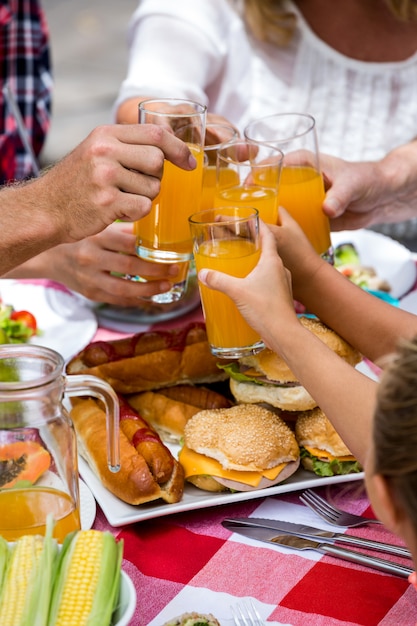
top-left (78, 451), bottom-right (364, 528)
top-left (399, 289), bottom-right (417, 315)
top-left (0, 279), bottom-right (97, 361)
top-left (77, 359), bottom-right (376, 527)
top-left (331, 229), bottom-right (416, 299)
top-left (80, 479), bottom-right (97, 530)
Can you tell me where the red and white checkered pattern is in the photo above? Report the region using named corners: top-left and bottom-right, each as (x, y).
top-left (93, 481), bottom-right (417, 626)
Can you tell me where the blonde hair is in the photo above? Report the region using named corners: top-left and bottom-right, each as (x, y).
top-left (241, 1), bottom-right (297, 45)
top-left (374, 336), bottom-right (417, 531)
top-left (241, 0), bottom-right (417, 45)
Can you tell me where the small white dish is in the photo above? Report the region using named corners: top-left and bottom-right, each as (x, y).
top-left (331, 229), bottom-right (416, 299)
top-left (113, 571), bottom-right (137, 626)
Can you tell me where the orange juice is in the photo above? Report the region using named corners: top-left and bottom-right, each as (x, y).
top-left (0, 487), bottom-right (80, 543)
top-left (201, 165), bottom-right (239, 212)
top-left (194, 238), bottom-right (261, 351)
top-left (278, 166), bottom-right (331, 255)
top-left (214, 184), bottom-right (279, 225)
top-left (135, 145), bottom-right (204, 259)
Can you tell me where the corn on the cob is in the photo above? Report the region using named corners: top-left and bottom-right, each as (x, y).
top-left (0, 515), bottom-right (57, 626)
top-left (47, 530), bottom-right (123, 626)
top-left (0, 535), bottom-right (45, 626)
top-left (0, 536), bottom-right (9, 591)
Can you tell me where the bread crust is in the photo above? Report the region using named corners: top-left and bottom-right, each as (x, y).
top-left (295, 407), bottom-right (353, 457)
top-left (127, 385), bottom-right (232, 442)
top-left (66, 323), bottom-right (228, 394)
top-left (230, 377), bottom-right (317, 411)
top-left (184, 404), bottom-right (299, 472)
top-left (240, 317), bottom-right (362, 383)
top-left (70, 398), bottom-right (184, 505)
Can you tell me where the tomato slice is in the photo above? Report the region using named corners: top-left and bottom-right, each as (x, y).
top-left (10, 310), bottom-right (37, 334)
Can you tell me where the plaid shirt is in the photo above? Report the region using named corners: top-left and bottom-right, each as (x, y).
top-left (0, 0), bottom-right (52, 184)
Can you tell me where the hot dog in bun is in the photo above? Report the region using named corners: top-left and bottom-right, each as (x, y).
top-left (126, 384), bottom-right (233, 443)
top-left (66, 323), bottom-right (228, 395)
top-left (179, 404), bottom-right (300, 492)
top-left (223, 317), bottom-right (362, 412)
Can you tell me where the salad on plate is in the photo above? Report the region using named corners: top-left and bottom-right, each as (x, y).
top-left (0, 298), bottom-right (39, 343)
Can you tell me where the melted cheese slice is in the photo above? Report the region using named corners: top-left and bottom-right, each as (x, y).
top-left (179, 446), bottom-right (286, 487)
top-left (304, 445), bottom-right (355, 462)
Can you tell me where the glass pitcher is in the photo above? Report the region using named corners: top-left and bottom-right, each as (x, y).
top-left (0, 344), bottom-right (120, 542)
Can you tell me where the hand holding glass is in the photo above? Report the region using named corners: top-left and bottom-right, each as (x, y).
top-left (214, 139), bottom-right (283, 225)
top-left (244, 113), bottom-right (332, 260)
top-left (189, 207), bottom-right (264, 359)
top-left (135, 98), bottom-right (206, 303)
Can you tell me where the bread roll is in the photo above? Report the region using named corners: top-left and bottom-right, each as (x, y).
top-left (127, 384), bottom-right (232, 442)
top-left (66, 323), bottom-right (228, 394)
top-left (229, 317), bottom-right (362, 411)
top-left (184, 404), bottom-right (299, 472)
top-left (295, 407), bottom-right (352, 458)
top-left (180, 404), bottom-right (300, 492)
top-left (240, 317), bottom-right (362, 383)
top-left (230, 377), bottom-right (317, 411)
top-left (71, 398), bottom-right (184, 505)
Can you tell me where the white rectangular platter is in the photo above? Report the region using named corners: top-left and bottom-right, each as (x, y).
top-left (78, 451), bottom-right (364, 528)
top-left (77, 356), bottom-right (379, 527)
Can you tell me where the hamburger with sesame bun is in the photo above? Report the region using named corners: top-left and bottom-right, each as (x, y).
top-left (178, 404), bottom-right (300, 492)
top-left (221, 317), bottom-right (362, 413)
top-left (295, 407), bottom-right (362, 477)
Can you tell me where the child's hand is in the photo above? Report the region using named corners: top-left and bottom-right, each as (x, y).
top-left (271, 209), bottom-right (328, 301)
top-left (197, 220), bottom-right (298, 349)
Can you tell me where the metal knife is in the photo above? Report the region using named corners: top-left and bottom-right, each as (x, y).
top-left (223, 517), bottom-right (411, 559)
top-left (223, 524), bottom-right (413, 579)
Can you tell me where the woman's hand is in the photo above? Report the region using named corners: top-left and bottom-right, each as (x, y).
top-left (320, 143), bottom-right (417, 230)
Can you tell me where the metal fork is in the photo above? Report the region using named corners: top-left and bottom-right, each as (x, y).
top-left (231, 600), bottom-right (265, 626)
top-left (299, 489), bottom-right (383, 527)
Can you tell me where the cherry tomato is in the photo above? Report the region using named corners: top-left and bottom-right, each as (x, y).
top-left (10, 310), bottom-right (37, 335)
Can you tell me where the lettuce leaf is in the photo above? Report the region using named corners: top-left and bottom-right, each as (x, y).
top-left (300, 447), bottom-right (362, 477)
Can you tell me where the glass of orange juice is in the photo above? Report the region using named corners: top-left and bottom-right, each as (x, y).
top-left (214, 139), bottom-right (283, 225)
top-left (244, 113), bottom-right (333, 261)
top-left (201, 123), bottom-right (240, 212)
top-left (136, 98), bottom-right (207, 304)
top-left (189, 206), bottom-right (264, 359)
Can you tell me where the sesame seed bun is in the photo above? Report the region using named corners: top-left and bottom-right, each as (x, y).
top-left (295, 407), bottom-right (352, 458)
top-left (229, 317), bottom-right (362, 412)
top-left (240, 317), bottom-right (362, 383)
top-left (181, 404), bottom-right (300, 492)
top-left (184, 404), bottom-right (299, 471)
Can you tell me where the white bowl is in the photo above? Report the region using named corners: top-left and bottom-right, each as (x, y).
top-left (113, 570), bottom-right (137, 626)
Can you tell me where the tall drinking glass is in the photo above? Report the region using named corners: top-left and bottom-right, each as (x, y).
top-left (201, 123), bottom-right (240, 212)
top-left (214, 139), bottom-right (283, 225)
top-left (244, 113), bottom-right (332, 260)
top-left (136, 98), bottom-right (207, 303)
top-left (189, 207), bottom-right (264, 359)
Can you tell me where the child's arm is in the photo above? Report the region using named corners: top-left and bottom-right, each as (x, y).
top-left (198, 221), bottom-right (376, 464)
top-left (272, 210), bottom-right (417, 365)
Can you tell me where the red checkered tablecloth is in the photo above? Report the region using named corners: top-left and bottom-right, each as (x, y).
top-left (89, 302), bottom-right (417, 626)
top-left (15, 278), bottom-right (416, 625)
top-left (92, 480), bottom-right (417, 626)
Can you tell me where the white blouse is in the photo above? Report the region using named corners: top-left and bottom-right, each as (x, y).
top-left (115, 0), bottom-right (417, 162)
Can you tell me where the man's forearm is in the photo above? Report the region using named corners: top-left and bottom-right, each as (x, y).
top-left (0, 180), bottom-right (62, 275)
